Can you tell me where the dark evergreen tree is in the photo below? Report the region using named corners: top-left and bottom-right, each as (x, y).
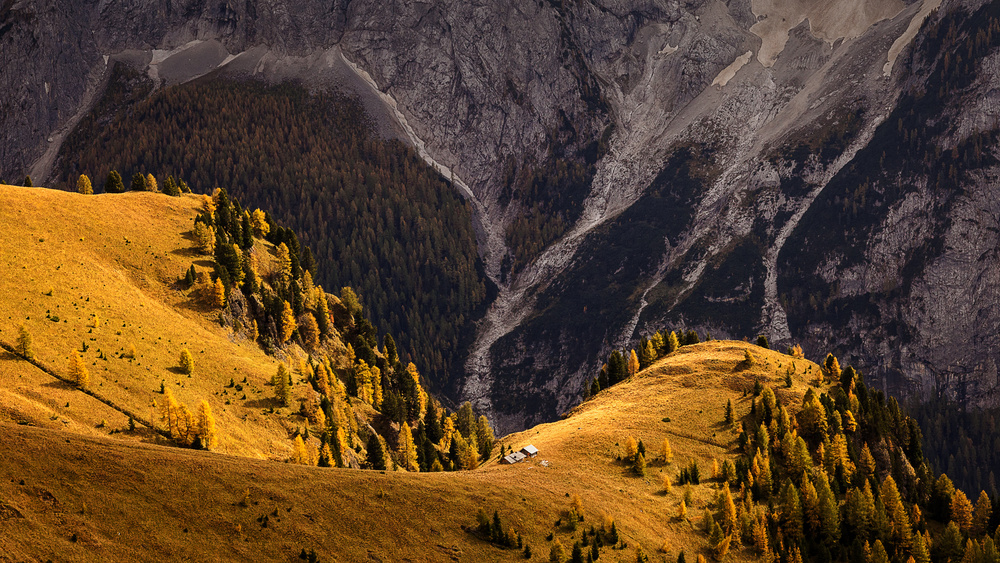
top-left (425, 401), bottom-right (443, 444)
top-left (365, 433), bottom-right (386, 470)
top-left (130, 172), bottom-right (146, 191)
top-left (105, 170), bottom-right (125, 193)
top-left (384, 334), bottom-right (399, 366)
top-left (163, 175), bottom-right (181, 196)
top-left (22, 175), bottom-right (32, 187)
top-left (757, 334), bottom-right (770, 349)
top-left (684, 330), bottom-right (699, 345)
top-left (607, 350), bottom-right (628, 386)
top-left (302, 246), bottom-right (317, 277)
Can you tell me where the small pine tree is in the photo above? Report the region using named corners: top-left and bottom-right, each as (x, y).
top-left (625, 436), bottom-right (639, 460)
top-left (15, 325), bottom-right (33, 361)
top-left (68, 350), bottom-right (89, 388)
top-left (163, 175), bottom-right (181, 196)
top-left (212, 278), bottom-right (226, 308)
top-left (23, 175), bottom-right (32, 187)
top-left (130, 172), bottom-right (146, 192)
top-left (280, 300), bottom-right (296, 343)
top-left (274, 363), bottom-right (290, 406)
top-left (973, 490), bottom-right (993, 536)
top-left (661, 437), bottom-right (673, 463)
top-left (633, 452), bottom-right (646, 477)
top-left (105, 170), bottom-right (125, 193)
top-left (365, 433), bottom-right (387, 470)
top-left (724, 399), bottom-right (734, 424)
top-left (550, 539), bottom-right (566, 563)
top-left (299, 312), bottom-right (320, 348)
top-left (193, 222), bottom-right (216, 255)
top-left (756, 335), bottom-right (770, 349)
top-left (292, 435), bottom-right (309, 465)
top-left (77, 174), bottom-right (93, 194)
top-left (398, 423), bottom-right (419, 472)
top-left (179, 349), bottom-right (194, 375)
top-left (627, 349), bottom-right (640, 377)
top-left (951, 490), bottom-right (974, 534)
top-left (251, 209), bottom-right (270, 237)
top-left (318, 442), bottom-right (333, 467)
top-left (823, 353), bottom-right (841, 383)
top-left (666, 331), bottom-right (679, 354)
top-left (197, 400), bottom-right (216, 449)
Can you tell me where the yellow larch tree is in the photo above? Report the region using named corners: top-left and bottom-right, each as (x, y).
top-left (276, 243), bottom-right (292, 283)
top-left (280, 300), bottom-right (296, 343)
top-left (179, 403), bottom-right (198, 446)
top-left (251, 209), bottom-right (270, 237)
top-left (193, 222), bottom-right (215, 255)
top-left (441, 416), bottom-right (455, 448)
top-left (406, 362), bottom-right (428, 417)
top-left (292, 435), bottom-right (309, 465)
top-left (299, 312), bottom-right (320, 348)
top-left (161, 388), bottom-right (181, 440)
top-left (212, 278), bottom-right (226, 308)
top-left (398, 423), bottom-right (419, 472)
top-left (179, 348), bottom-right (194, 375)
top-left (145, 173), bottom-right (158, 192)
top-left (951, 489), bottom-right (974, 534)
top-left (661, 437), bottom-right (673, 463)
top-left (624, 436), bottom-right (638, 460)
top-left (301, 271), bottom-right (316, 309)
top-left (68, 350), bottom-right (89, 389)
top-left (627, 349), bottom-right (640, 377)
top-left (77, 174), bottom-right (93, 194)
top-left (197, 400), bottom-right (216, 450)
top-left (356, 361), bottom-right (374, 406)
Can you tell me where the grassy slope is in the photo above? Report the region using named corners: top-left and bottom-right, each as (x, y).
top-left (0, 184), bottom-right (296, 459)
top-left (0, 185), bottom-right (831, 561)
top-left (2, 338), bottom-right (824, 561)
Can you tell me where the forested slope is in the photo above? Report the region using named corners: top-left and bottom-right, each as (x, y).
top-left (55, 71), bottom-right (489, 390)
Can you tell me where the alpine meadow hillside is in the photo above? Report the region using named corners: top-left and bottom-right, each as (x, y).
top-left (0, 183), bottom-right (494, 474)
top-left (1, 205), bottom-right (998, 562)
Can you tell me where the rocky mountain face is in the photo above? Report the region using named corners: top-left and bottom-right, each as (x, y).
top-left (3, 0), bottom-right (999, 433)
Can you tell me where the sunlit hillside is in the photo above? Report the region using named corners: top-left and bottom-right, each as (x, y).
top-left (0, 184), bottom-right (300, 458)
